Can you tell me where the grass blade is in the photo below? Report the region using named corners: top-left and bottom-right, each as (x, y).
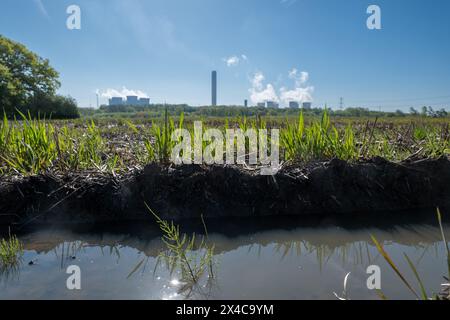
top-left (370, 235), bottom-right (419, 299)
top-left (403, 253), bottom-right (428, 300)
top-left (127, 258), bottom-right (145, 279)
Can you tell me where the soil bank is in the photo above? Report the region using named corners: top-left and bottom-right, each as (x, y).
top-left (0, 157), bottom-right (449, 225)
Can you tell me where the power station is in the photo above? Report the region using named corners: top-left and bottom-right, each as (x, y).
top-left (106, 71), bottom-right (312, 109)
top-left (108, 96), bottom-right (150, 106)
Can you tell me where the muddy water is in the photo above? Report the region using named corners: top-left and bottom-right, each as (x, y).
top-left (0, 217), bottom-right (449, 300)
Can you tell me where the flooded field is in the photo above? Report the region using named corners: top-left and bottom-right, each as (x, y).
top-left (1, 214), bottom-right (449, 300)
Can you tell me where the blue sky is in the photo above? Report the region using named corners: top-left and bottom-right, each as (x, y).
top-left (1, 0), bottom-right (450, 110)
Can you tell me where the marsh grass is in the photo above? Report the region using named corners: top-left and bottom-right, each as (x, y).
top-left (0, 113), bottom-right (120, 174)
top-left (145, 203), bottom-right (216, 298)
top-left (145, 108), bottom-right (183, 164)
top-left (281, 110), bottom-right (358, 162)
top-left (0, 232), bottom-right (24, 269)
top-left (0, 111), bottom-right (57, 174)
top-left (1, 110), bottom-right (449, 175)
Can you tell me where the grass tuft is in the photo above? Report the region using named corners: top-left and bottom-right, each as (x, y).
top-left (0, 233), bottom-right (24, 268)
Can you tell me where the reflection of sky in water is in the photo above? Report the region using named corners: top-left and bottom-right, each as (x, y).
top-left (0, 223), bottom-right (449, 300)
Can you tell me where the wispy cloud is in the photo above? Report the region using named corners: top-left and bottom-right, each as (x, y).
top-left (223, 54), bottom-right (248, 67)
top-left (33, 0), bottom-right (49, 18)
top-left (111, 0), bottom-right (210, 65)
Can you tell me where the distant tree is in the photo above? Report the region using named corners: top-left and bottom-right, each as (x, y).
top-left (436, 108), bottom-right (448, 118)
top-left (409, 107), bottom-right (418, 115)
top-left (0, 34), bottom-right (61, 117)
top-left (395, 109), bottom-right (405, 116)
top-left (421, 106), bottom-right (428, 117)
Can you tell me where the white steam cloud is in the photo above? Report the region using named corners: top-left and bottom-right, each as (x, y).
top-left (98, 87), bottom-right (149, 99)
top-left (249, 68), bottom-right (314, 106)
top-left (280, 68), bottom-right (314, 103)
top-left (288, 68), bottom-right (309, 86)
top-left (249, 72), bottom-right (279, 104)
top-left (279, 86), bottom-right (314, 104)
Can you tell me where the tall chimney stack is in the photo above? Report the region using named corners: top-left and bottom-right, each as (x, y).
top-left (211, 71), bottom-right (217, 106)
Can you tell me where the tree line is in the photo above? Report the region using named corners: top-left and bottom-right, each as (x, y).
top-left (86, 104), bottom-right (449, 119)
top-left (0, 35), bottom-right (79, 119)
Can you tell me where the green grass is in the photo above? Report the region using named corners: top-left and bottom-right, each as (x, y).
top-left (281, 110), bottom-right (358, 162)
top-left (0, 113), bottom-right (120, 174)
top-left (0, 111), bottom-right (57, 174)
top-left (0, 110), bottom-right (449, 175)
top-left (0, 233), bottom-right (24, 268)
top-left (146, 203), bottom-right (215, 297)
top-left (145, 108), bottom-right (183, 164)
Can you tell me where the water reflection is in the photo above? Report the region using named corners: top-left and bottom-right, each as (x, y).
top-left (0, 220), bottom-right (449, 300)
top-left (0, 262), bottom-right (22, 286)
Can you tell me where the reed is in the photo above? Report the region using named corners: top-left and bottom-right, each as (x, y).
top-left (145, 203), bottom-right (215, 289)
top-left (0, 233), bottom-right (23, 268)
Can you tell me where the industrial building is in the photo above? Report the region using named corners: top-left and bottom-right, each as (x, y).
top-left (289, 101), bottom-right (300, 109)
top-left (138, 98), bottom-right (150, 106)
top-left (126, 96), bottom-right (138, 105)
top-left (257, 102), bottom-right (266, 108)
top-left (302, 102), bottom-right (312, 110)
top-left (266, 101), bottom-right (279, 109)
top-left (108, 96), bottom-right (150, 106)
top-left (109, 97), bottom-right (124, 106)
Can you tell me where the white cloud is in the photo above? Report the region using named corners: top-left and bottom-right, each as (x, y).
top-left (300, 72), bottom-right (309, 84)
top-left (281, 68), bottom-right (313, 103)
top-left (225, 56), bottom-right (240, 67)
top-left (288, 68), bottom-right (298, 79)
top-left (223, 54), bottom-right (248, 67)
top-left (252, 72), bottom-right (265, 90)
top-left (248, 69), bottom-right (314, 106)
top-left (280, 86), bottom-right (314, 104)
top-left (288, 68), bottom-right (309, 86)
top-left (99, 87), bottom-right (149, 99)
top-left (249, 72), bottom-right (279, 104)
